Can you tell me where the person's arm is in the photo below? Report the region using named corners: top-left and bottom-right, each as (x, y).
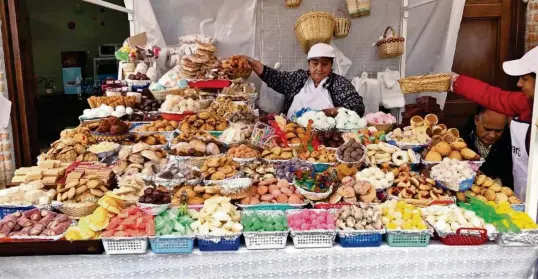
top-left (243, 56), bottom-right (306, 95)
top-left (452, 75), bottom-right (528, 118)
top-left (332, 76), bottom-right (365, 116)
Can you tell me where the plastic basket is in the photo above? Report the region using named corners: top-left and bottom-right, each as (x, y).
top-left (438, 228), bottom-right (488, 246)
top-left (290, 230), bottom-right (337, 248)
top-left (149, 236), bottom-right (194, 254)
top-left (238, 203), bottom-right (307, 211)
top-left (0, 205), bottom-right (36, 218)
top-left (102, 237), bottom-right (148, 255)
top-left (197, 235), bottom-right (241, 251)
top-left (386, 231), bottom-right (430, 247)
top-left (313, 202), bottom-right (355, 209)
top-left (243, 231), bottom-right (289, 250)
top-left (339, 231), bottom-right (383, 248)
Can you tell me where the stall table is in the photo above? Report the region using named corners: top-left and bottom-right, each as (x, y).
top-left (1, 241), bottom-right (537, 278)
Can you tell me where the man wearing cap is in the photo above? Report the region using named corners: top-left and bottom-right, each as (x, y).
top-left (451, 46), bottom-right (537, 201)
top-left (243, 43), bottom-right (365, 118)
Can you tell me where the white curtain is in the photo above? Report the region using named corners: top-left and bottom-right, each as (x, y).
top-left (404, 0), bottom-right (465, 109)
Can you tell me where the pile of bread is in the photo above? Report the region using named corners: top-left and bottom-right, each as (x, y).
top-left (179, 41), bottom-right (220, 79)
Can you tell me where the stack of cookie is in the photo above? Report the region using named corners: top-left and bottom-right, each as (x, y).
top-left (179, 54), bottom-right (208, 79)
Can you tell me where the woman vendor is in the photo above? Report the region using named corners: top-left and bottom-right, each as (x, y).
top-left (450, 46), bottom-right (537, 201)
top-left (243, 43), bottom-right (365, 118)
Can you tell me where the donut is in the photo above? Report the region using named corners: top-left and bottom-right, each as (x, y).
top-left (392, 151), bottom-right (409, 166)
top-left (379, 142), bottom-right (397, 153)
top-left (407, 149), bottom-right (416, 163)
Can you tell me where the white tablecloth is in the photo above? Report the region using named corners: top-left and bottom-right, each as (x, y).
top-left (1, 241), bottom-right (537, 279)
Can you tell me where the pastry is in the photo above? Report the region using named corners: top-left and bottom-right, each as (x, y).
top-left (425, 151), bottom-right (442, 162)
top-left (460, 148), bottom-right (480, 160)
top-left (433, 141), bottom-right (452, 157)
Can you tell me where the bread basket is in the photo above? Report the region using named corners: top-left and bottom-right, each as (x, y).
top-left (398, 73), bottom-right (452, 94)
top-left (285, 0), bottom-right (302, 8)
top-left (295, 12), bottom-right (336, 53)
top-left (376, 26), bottom-right (405, 59)
top-left (333, 9), bottom-right (351, 39)
top-left (346, 0), bottom-right (371, 18)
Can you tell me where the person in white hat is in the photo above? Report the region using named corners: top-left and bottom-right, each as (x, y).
top-left (243, 43), bottom-right (364, 118)
top-left (450, 46), bottom-right (537, 201)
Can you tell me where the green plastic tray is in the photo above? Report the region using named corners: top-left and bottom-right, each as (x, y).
top-left (386, 232), bottom-right (430, 247)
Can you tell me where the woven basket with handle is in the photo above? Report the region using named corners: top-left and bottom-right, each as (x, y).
top-left (376, 26), bottom-right (405, 59)
top-left (346, 0), bottom-right (371, 18)
top-left (333, 9), bottom-right (351, 39)
top-left (295, 12), bottom-right (336, 53)
top-left (398, 73), bottom-right (452, 94)
top-left (285, 0), bottom-right (302, 7)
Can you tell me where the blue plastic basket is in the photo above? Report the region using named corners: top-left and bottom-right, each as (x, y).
top-left (339, 232), bottom-right (382, 248)
top-left (0, 205), bottom-right (36, 219)
top-left (435, 176), bottom-right (475, 192)
top-left (197, 235), bottom-right (241, 251)
top-left (149, 236), bottom-right (194, 254)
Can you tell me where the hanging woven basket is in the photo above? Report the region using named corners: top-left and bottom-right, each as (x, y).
top-left (285, 0), bottom-right (302, 8)
top-left (375, 26), bottom-right (405, 59)
top-left (346, 0), bottom-right (371, 18)
top-left (295, 11), bottom-right (336, 53)
top-left (333, 9), bottom-right (351, 39)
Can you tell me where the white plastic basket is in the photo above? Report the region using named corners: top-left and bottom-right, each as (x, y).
top-left (102, 237), bottom-right (148, 255)
top-left (241, 210), bottom-right (289, 250)
top-left (290, 230), bottom-right (337, 248)
top-left (243, 231), bottom-right (289, 250)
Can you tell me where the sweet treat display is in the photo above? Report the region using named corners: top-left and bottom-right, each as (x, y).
top-left (365, 112), bottom-right (397, 126)
top-left (336, 139), bottom-right (364, 163)
top-left (355, 166), bottom-right (394, 191)
top-left (115, 143), bottom-right (168, 178)
top-left (208, 97), bottom-right (250, 117)
top-left (387, 169), bottom-right (451, 201)
top-left (39, 139), bottom-right (98, 162)
top-left (0, 209), bottom-right (72, 237)
top-left (134, 120), bottom-right (179, 133)
top-left (388, 126), bottom-right (430, 145)
top-left (139, 187), bottom-right (171, 204)
top-left (430, 158), bottom-right (475, 191)
top-left (200, 157), bottom-right (240, 180)
top-left (379, 200), bottom-right (428, 230)
top-left (87, 117), bottom-right (130, 138)
top-left (220, 55), bottom-right (251, 79)
top-left (171, 130), bottom-right (217, 144)
top-left (160, 95), bottom-right (201, 113)
top-left (421, 205), bottom-right (494, 234)
top-left (334, 108), bottom-right (367, 130)
top-left (189, 196), bottom-right (243, 235)
top-left (11, 160), bottom-right (68, 185)
top-left (0, 181), bottom-right (57, 206)
top-left (179, 111), bottom-right (228, 132)
top-left (227, 144), bottom-right (260, 159)
top-left (297, 110), bottom-right (336, 130)
top-left (242, 211), bottom-right (288, 232)
top-left (316, 129), bottom-right (345, 147)
top-left (487, 202), bottom-right (537, 230)
top-left (127, 72), bottom-right (150, 81)
top-left (87, 142), bottom-right (120, 155)
top-left (297, 145), bottom-right (337, 163)
top-left (59, 127), bottom-right (96, 146)
top-left (134, 134), bottom-right (167, 146)
top-left (287, 209), bottom-right (336, 231)
top-left (456, 174), bottom-right (522, 204)
top-left (55, 176), bottom-right (110, 203)
top-left (239, 178), bottom-right (304, 205)
top-left (241, 160), bottom-right (276, 183)
top-left (82, 105), bottom-right (134, 120)
top-left (335, 204), bottom-right (383, 231)
top-left (172, 185), bottom-right (221, 206)
top-left (140, 96), bottom-right (162, 112)
top-left (101, 205), bottom-right (155, 237)
top-left (155, 208), bottom-right (195, 236)
top-left (261, 146), bottom-right (294, 160)
top-left (329, 176), bottom-right (377, 204)
top-left (423, 135), bottom-right (481, 162)
top-left (282, 122), bottom-right (307, 145)
top-left (364, 142), bottom-right (418, 166)
top-left (113, 176), bottom-right (145, 204)
top-left (170, 138), bottom-right (222, 157)
top-left (87, 96), bottom-right (137, 109)
top-left (226, 110), bottom-right (257, 124)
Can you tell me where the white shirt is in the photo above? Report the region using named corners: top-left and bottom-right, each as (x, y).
top-left (510, 118), bottom-right (529, 202)
top-left (286, 77), bottom-right (334, 119)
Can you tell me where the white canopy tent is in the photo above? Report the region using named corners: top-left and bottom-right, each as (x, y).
top-left (83, 0), bottom-right (538, 221)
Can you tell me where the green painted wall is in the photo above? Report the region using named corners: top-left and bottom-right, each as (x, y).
top-left (26, 0), bottom-right (129, 93)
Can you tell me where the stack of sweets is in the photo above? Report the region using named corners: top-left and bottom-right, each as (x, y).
top-left (11, 160), bottom-right (70, 185)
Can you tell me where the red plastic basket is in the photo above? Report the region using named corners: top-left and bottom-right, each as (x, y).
top-left (439, 228), bottom-right (488, 246)
top-left (160, 111), bottom-right (196, 121)
top-left (313, 202), bottom-right (354, 209)
top-left (188, 80), bottom-right (231, 89)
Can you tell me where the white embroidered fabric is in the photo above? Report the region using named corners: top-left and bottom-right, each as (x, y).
top-left (1, 242), bottom-right (537, 279)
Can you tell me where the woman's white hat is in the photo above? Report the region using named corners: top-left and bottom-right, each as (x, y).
top-left (307, 43), bottom-right (336, 59)
top-left (503, 46), bottom-right (538, 76)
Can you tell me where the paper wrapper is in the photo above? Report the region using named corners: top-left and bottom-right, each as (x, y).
top-left (497, 229), bottom-right (538, 246)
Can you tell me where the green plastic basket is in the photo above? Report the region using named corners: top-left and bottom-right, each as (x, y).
top-left (386, 232), bottom-right (430, 247)
top-left (238, 203), bottom-right (307, 211)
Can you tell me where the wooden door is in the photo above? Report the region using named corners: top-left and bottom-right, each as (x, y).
top-left (445, 0), bottom-right (521, 130)
top-left (0, 0), bottom-right (38, 167)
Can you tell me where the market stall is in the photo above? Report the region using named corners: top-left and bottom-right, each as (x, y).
top-left (2, 243), bottom-right (537, 278)
top-left (1, 0), bottom-right (538, 279)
